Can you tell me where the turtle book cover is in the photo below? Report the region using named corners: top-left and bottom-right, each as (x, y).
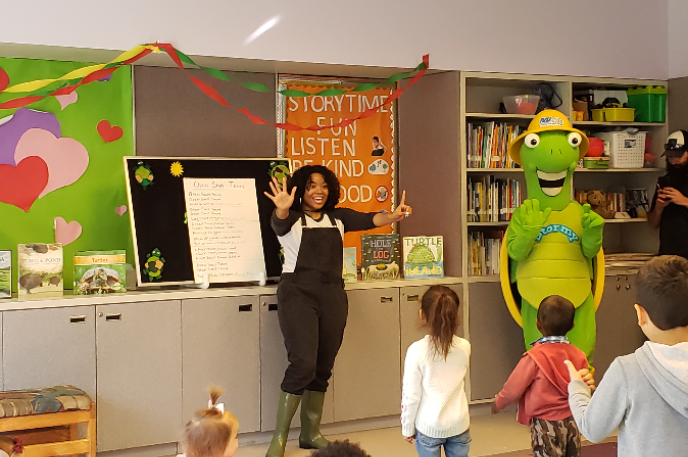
top-left (0, 251), bottom-right (11, 298)
top-left (403, 236), bottom-right (444, 279)
top-left (17, 244), bottom-right (63, 297)
top-left (360, 234), bottom-right (401, 281)
top-left (74, 250), bottom-right (127, 295)
top-left (343, 247), bottom-right (357, 283)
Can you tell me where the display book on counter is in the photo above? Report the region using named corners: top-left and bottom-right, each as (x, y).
top-left (17, 243), bottom-right (63, 298)
top-left (349, 234), bottom-right (444, 281)
top-left (0, 250), bottom-right (10, 298)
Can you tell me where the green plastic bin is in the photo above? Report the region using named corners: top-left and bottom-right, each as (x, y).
top-left (627, 86), bottom-right (667, 123)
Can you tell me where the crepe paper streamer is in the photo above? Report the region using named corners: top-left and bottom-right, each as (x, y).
top-left (97, 120), bottom-right (124, 143)
top-left (167, 46), bottom-right (428, 98)
top-left (159, 43), bottom-right (429, 131)
top-left (0, 156), bottom-right (49, 211)
top-left (14, 128), bottom-right (90, 198)
top-left (0, 46), bottom-right (154, 110)
top-left (54, 216), bottom-right (83, 246)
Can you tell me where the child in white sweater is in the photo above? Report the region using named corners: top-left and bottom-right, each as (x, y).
top-left (401, 285), bottom-right (471, 457)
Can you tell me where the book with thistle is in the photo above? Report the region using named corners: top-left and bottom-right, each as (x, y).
top-left (360, 234), bottom-right (401, 280)
top-left (403, 236), bottom-right (444, 278)
top-left (17, 243), bottom-right (63, 297)
top-left (0, 251), bottom-right (11, 298)
top-left (343, 247), bottom-right (357, 283)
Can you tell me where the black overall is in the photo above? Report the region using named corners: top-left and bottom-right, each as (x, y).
top-left (277, 214), bottom-right (348, 395)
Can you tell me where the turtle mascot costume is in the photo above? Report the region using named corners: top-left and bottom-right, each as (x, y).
top-left (500, 110), bottom-right (605, 364)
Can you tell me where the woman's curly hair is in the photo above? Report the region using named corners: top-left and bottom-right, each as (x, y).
top-left (287, 165), bottom-right (341, 212)
top-left (308, 440), bottom-right (372, 457)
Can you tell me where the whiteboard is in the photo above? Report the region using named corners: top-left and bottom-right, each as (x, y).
top-left (183, 177), bottom-right (266, 283)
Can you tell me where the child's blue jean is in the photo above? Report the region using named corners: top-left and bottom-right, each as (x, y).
top-left (415, 430), bottom-right (471, 457)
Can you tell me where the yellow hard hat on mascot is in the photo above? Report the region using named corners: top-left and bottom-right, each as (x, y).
top-left (508, 110), bottom-right (590, 166)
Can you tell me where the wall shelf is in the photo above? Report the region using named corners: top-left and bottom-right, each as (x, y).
top-left (467, 222), bottom-right (509, 227)
top-left (466, 113), bottom-right (535, 120)
top-left (573, 121), bottom-right (665, 127)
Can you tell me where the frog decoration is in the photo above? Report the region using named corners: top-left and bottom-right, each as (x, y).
top-left (143, 248), bottom-right (165, 282)
top-left (500, 110), bottom-right (605, 364)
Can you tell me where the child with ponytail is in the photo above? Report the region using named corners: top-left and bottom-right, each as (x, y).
top-left (182, 387), bottom-right (240, 457)
top-left (401, 285), bottom-right (471, 457)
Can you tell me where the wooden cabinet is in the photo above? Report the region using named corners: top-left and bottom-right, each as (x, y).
top-left (182, 296), bottom-right (261, 433)
top-left (400, 285), bottom-right (464, 365)
top-left (95, 301), bottom-right (182, 452)
top-left (3, 306), bottom-right (95, 398)
top-left (594, 274), bottom-right (646, 381)
top-left (333, 288), bottom-right (401, 422)
top-left (258, 294), bottom-right (334, 432)
top-left (468, 282), bottom-right (524, 401)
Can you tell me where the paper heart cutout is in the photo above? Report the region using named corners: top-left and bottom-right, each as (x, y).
top-left (56, 91), bottom-right (78, 110)
top-left (0, 156), bottom-right (49, 211)
top-left (54, 217), bottom-right (82, 246)
top-left (0, 109), bottom-right (61, 166)
top-left (97, 120), bottom-right (123, 143)
top-left (15, 128), bottom-right (89, 198)
top-left (0, 68), bottom-right (9, 93)
top-left (115, 205), bottom-right (128, 216)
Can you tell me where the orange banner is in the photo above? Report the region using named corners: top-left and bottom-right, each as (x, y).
top-left (282, 83), bottom-right (396, 257)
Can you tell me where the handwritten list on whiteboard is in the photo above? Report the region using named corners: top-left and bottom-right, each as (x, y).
top-left (183, 178), bottom-right (266, 283)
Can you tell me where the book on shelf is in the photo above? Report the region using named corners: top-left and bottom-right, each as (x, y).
top-left (625, 188), bottom-right (650, 218)
top-left (402, 236), bottom-right (444, 278)
top-left (17, 243), bottom-right (63, 297)
top-left (0, 250), bottom-right (10, 298)
top-left (467, 177), bottom-right (522, 222)
top-left (343, 247), bottom-right (357, 283)
top-left (361, 234), bottom-right (401, 280)
top-left (469, 230), bottom-right (504, 276)
top-left (466, 121), bottom-right (524, 169)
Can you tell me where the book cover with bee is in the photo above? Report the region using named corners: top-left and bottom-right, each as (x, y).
top-left (403, 236), bottom-right (444, 278)
top-left (0, 251), bottom-right (11, 298)
top-left (17, 244), bottom-right (63, 297)
top-left (360, 234), bottom-right (401, 281)
top-left (342, 247), bottom-right (357, 283)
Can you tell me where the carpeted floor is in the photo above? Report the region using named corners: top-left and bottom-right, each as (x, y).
top-left (492, 441), bottom-right (618, 457)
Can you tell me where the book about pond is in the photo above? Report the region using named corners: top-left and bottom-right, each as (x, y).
top-left (18, 244), bottom-right (63, 297)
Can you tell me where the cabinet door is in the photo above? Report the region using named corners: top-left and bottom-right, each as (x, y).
top-left (596, 275), bottom-right (645, 381)
top-left (333, 288), bottom-right (400, 422)
top-left (259, 295), bottom-right (334, 432)
top-left (96, 301), bottom-right (182, 452)
top-left (183, 297), bottom-right (260, 433)
top-left (400, 285), bottom-right (464, 365)
top-left (468, 282), bottom-right (524, 401)
top-left (3, 307), bottom-right (95, 398)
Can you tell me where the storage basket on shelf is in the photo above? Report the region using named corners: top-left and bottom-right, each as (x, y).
top-left (595, 131), bottom-right (647, 168)
top-left (627, 86), bottom-right (667, 123)
top-left (591, 108), bottom-right (635, 122)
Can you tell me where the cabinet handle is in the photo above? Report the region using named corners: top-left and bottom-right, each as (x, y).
top-left (616, 284), bottom-right (621, 291)
top-left (238, 304), bottom-right (253, 312)
top-left (268, 304), bottom-right (278, 311)
top-left (626, 284), bottom-right (631, 291)
top-left (105, 313), bottom-right (122, 321)
top-left (406, 294), bottom-right (419, 301)
top-left (70, 315), bottom-right (87, 324)
top-left (380, 296), bottom-right (393, 303)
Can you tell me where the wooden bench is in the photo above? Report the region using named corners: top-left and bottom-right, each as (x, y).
top-left (0, 386), bottom-right (94, 457)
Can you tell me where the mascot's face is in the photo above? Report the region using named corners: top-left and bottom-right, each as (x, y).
top-left (520, 130), bottom-right (582, 208)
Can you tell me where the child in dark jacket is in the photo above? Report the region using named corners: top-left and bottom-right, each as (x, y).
top-left (492, 295), bottom-right (592, 457)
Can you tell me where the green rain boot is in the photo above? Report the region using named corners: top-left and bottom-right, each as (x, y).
top-left (266, 391), bottom-right (301, 457)
top-left (298, 390), bottom-right (330, 449)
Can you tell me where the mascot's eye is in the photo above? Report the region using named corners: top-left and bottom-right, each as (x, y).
top-left (568, 132), bottom-right (582, 147)
top-left (524, 133), bottom-right (540, 149)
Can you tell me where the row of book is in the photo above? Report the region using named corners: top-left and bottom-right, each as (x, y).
top-left (468, 230), bottom-right (504, 276)
top-left (345, 235), bottom-right (444, 282)
top-left (467, 177), bottom-right (523, 222)
top-left (466, 122), bottom-right (524, 169)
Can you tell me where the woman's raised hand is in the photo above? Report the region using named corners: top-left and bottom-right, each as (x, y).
top-left (264, 176), bottom-right (296, 211)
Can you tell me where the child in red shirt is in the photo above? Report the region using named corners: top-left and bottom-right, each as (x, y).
top-left (491, 295), bottom-right (592, 457)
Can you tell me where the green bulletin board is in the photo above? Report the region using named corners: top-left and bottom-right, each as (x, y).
top-left (0, 58), bottom-right (134, 290)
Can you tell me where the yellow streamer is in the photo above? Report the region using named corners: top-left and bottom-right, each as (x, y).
top-left (4, 45), bottom-right (147, 94)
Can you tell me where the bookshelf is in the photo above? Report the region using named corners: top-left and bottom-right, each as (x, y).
top-left (460, 71), bottom-right (667, 281)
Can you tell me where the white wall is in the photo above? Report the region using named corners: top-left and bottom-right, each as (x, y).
top-left (669, 0), bottom-right (688, 78)
top-left (0, 0), bottom-right (669, 79)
